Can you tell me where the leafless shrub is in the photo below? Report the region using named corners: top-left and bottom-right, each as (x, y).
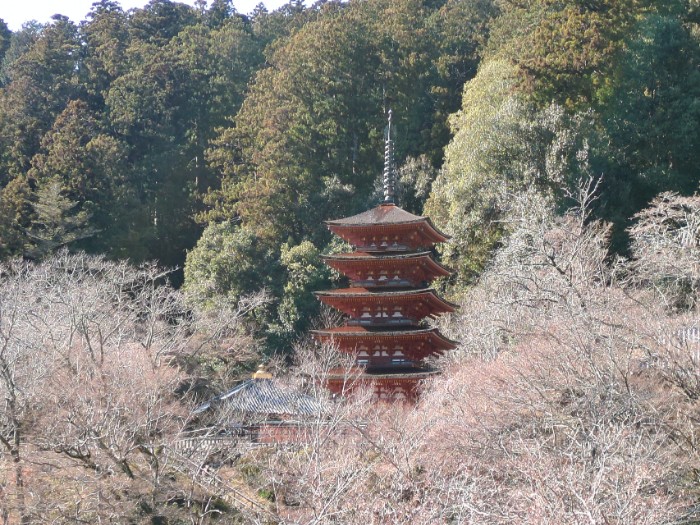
top-left (628, 191), bottom-right (700, 311)
top-left (413, 187), bottom-right (700, 523)
top-left (0, 251), bottom-right (263, 523)
top-left (226, 338), bottom-right (376, 524)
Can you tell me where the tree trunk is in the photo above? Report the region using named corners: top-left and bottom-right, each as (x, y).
top-left (11, 447), bottom-right (29, 525)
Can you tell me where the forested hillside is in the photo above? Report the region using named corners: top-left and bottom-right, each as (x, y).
top-left (1, 0), bottom-right (697, 346)
top-left (1, 0), bottom-right (700, 522)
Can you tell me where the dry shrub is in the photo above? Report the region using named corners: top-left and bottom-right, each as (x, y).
top-left (0, 251), bottom-right (264, 524)
top-left (412, 190), bottom-right (700, 523)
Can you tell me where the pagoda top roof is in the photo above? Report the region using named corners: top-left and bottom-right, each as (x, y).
top-left (326, 203), bottom-right (448, 239)
top-left (326, 203), bottom-right (422, 226)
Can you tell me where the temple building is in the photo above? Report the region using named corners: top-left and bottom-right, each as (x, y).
top-left (192, 365), bottom-right (324, 444)
top-left (312, 111), bottom-right (457, 401)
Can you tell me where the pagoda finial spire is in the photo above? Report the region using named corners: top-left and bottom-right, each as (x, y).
top-left (383, 109), bottom-right (397, 205)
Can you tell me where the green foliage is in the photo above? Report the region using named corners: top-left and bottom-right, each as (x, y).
top-left (205, 0), bottom-right (495, 249)
top-left (100, 11), bottom-right (263, 266)
top-left (0, 16), bottom-right (80, 177)
top-left (128, 0), bottom-right (197, 46)
top-left (81, 1), bottom-right (130, 102)
top-left (30, 101), bottom-right (109, 201)
top-left (428, 0), bottom-right (699, 289)
top-left (250, 0), bottom-right (317, 52)
top-left (396, 155), bottom-right (438, 214)
top-left (0, 21), bottom-right (42, 87)
top-left (26, 100), bottom-right (134, 256)
top-left (23, 178), bottom-right (99, 259)
top-left (426, 61), bottom-right (530, 283)
top-left (0, 177), bottom-right (32, 258)
top-left (0, 1), bottom-right (265, 265)
top-left (425, 0), bottom-right (499, 146)
top-left (277, 240), bottom-right (332, 333)
top-left (205, 0), bottom-right (237, 28)
top-left (426, 60), bottom-right (610, 286)
top-left (257, 487), bottom-right (275, 502)
top-left (486, 0), bottom-right (668, 108)
top-left (601, 12), bottom-right (700, 209)
top-left (184, 228), bottom-right (331, 352)
top-left (0, 19), bottom-right (11, 65)
top-left (183, 221), bottom-right (276, 307)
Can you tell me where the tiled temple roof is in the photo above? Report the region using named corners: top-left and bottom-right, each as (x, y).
top-left (325, 203), bottom-right (449, 241)
top-left (326, 203), bottom-right (425, 226)
top-left (194, 378), bottom-right (324, 417)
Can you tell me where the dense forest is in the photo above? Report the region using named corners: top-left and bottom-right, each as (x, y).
top-left (1, 0), bottom-right (700, 523)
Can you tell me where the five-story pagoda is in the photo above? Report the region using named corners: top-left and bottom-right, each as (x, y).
top-left (312, 111), bottom-right (457, 401)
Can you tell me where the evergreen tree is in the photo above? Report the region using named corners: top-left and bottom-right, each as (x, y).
top-left (23, 178), bottom-right (99, 259)
top-left (0, 19), bottom-right (11, 65)
top-left (0, 21), bottom-right (42, 87)
top-left (0, 176), bottom-right (32, 258)
top-left (80, 0), bottom-right (131, 105)
top-left (0, 16), bottom-right (80, 178)
top-left (128, 0), bottom-right (197, 46)
top-left (602, 11), bottom-right (700, 208)
top-left (28, 100), bottom-right (129, 254)
top-left (183, 221), bottom-right (277, 307)
top-left (206, 0), bottom-right (238, 28)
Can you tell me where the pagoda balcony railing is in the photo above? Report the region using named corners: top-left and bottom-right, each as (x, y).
top-left (357, 358), bottom-right (423, 369)
top-left (351, 278), bottom-right (424, 288)
top-left (363, 363), bottom-right (437, 375)
top-left (348, 318), bottom-right (418, 327)
top-left (360, 242), bottom-right (410, 252)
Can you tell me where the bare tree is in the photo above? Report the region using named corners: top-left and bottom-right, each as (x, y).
top-left (0, 251), bottom-right (267, 523)
top-left (628, 191), bottom-right (700, 311)
top-left (413, 187), bottom-right (699, 523)
top-left (230, 337), bottom-right (379, 525)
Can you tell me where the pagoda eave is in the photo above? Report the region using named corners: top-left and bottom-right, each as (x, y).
top-left (327, 221), bottom-right (448, 251)
top-left (314, 287), bottom-right (455, 303)
top-left (311, 326), bottom-right (459, 352)
top-left (314, 287), bottom-right (457, 321)
top-left (323, 252), bottom-right (452, 285)
top-left (325, 203), bottom-right (450, 244)
top-left (323, 369), bottom-right (439, 399)
top-left (325, 370), bottom-right (439, 383)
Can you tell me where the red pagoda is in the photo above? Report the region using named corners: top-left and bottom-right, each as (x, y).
top-left (312, 111), bottom-right (457, 401)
